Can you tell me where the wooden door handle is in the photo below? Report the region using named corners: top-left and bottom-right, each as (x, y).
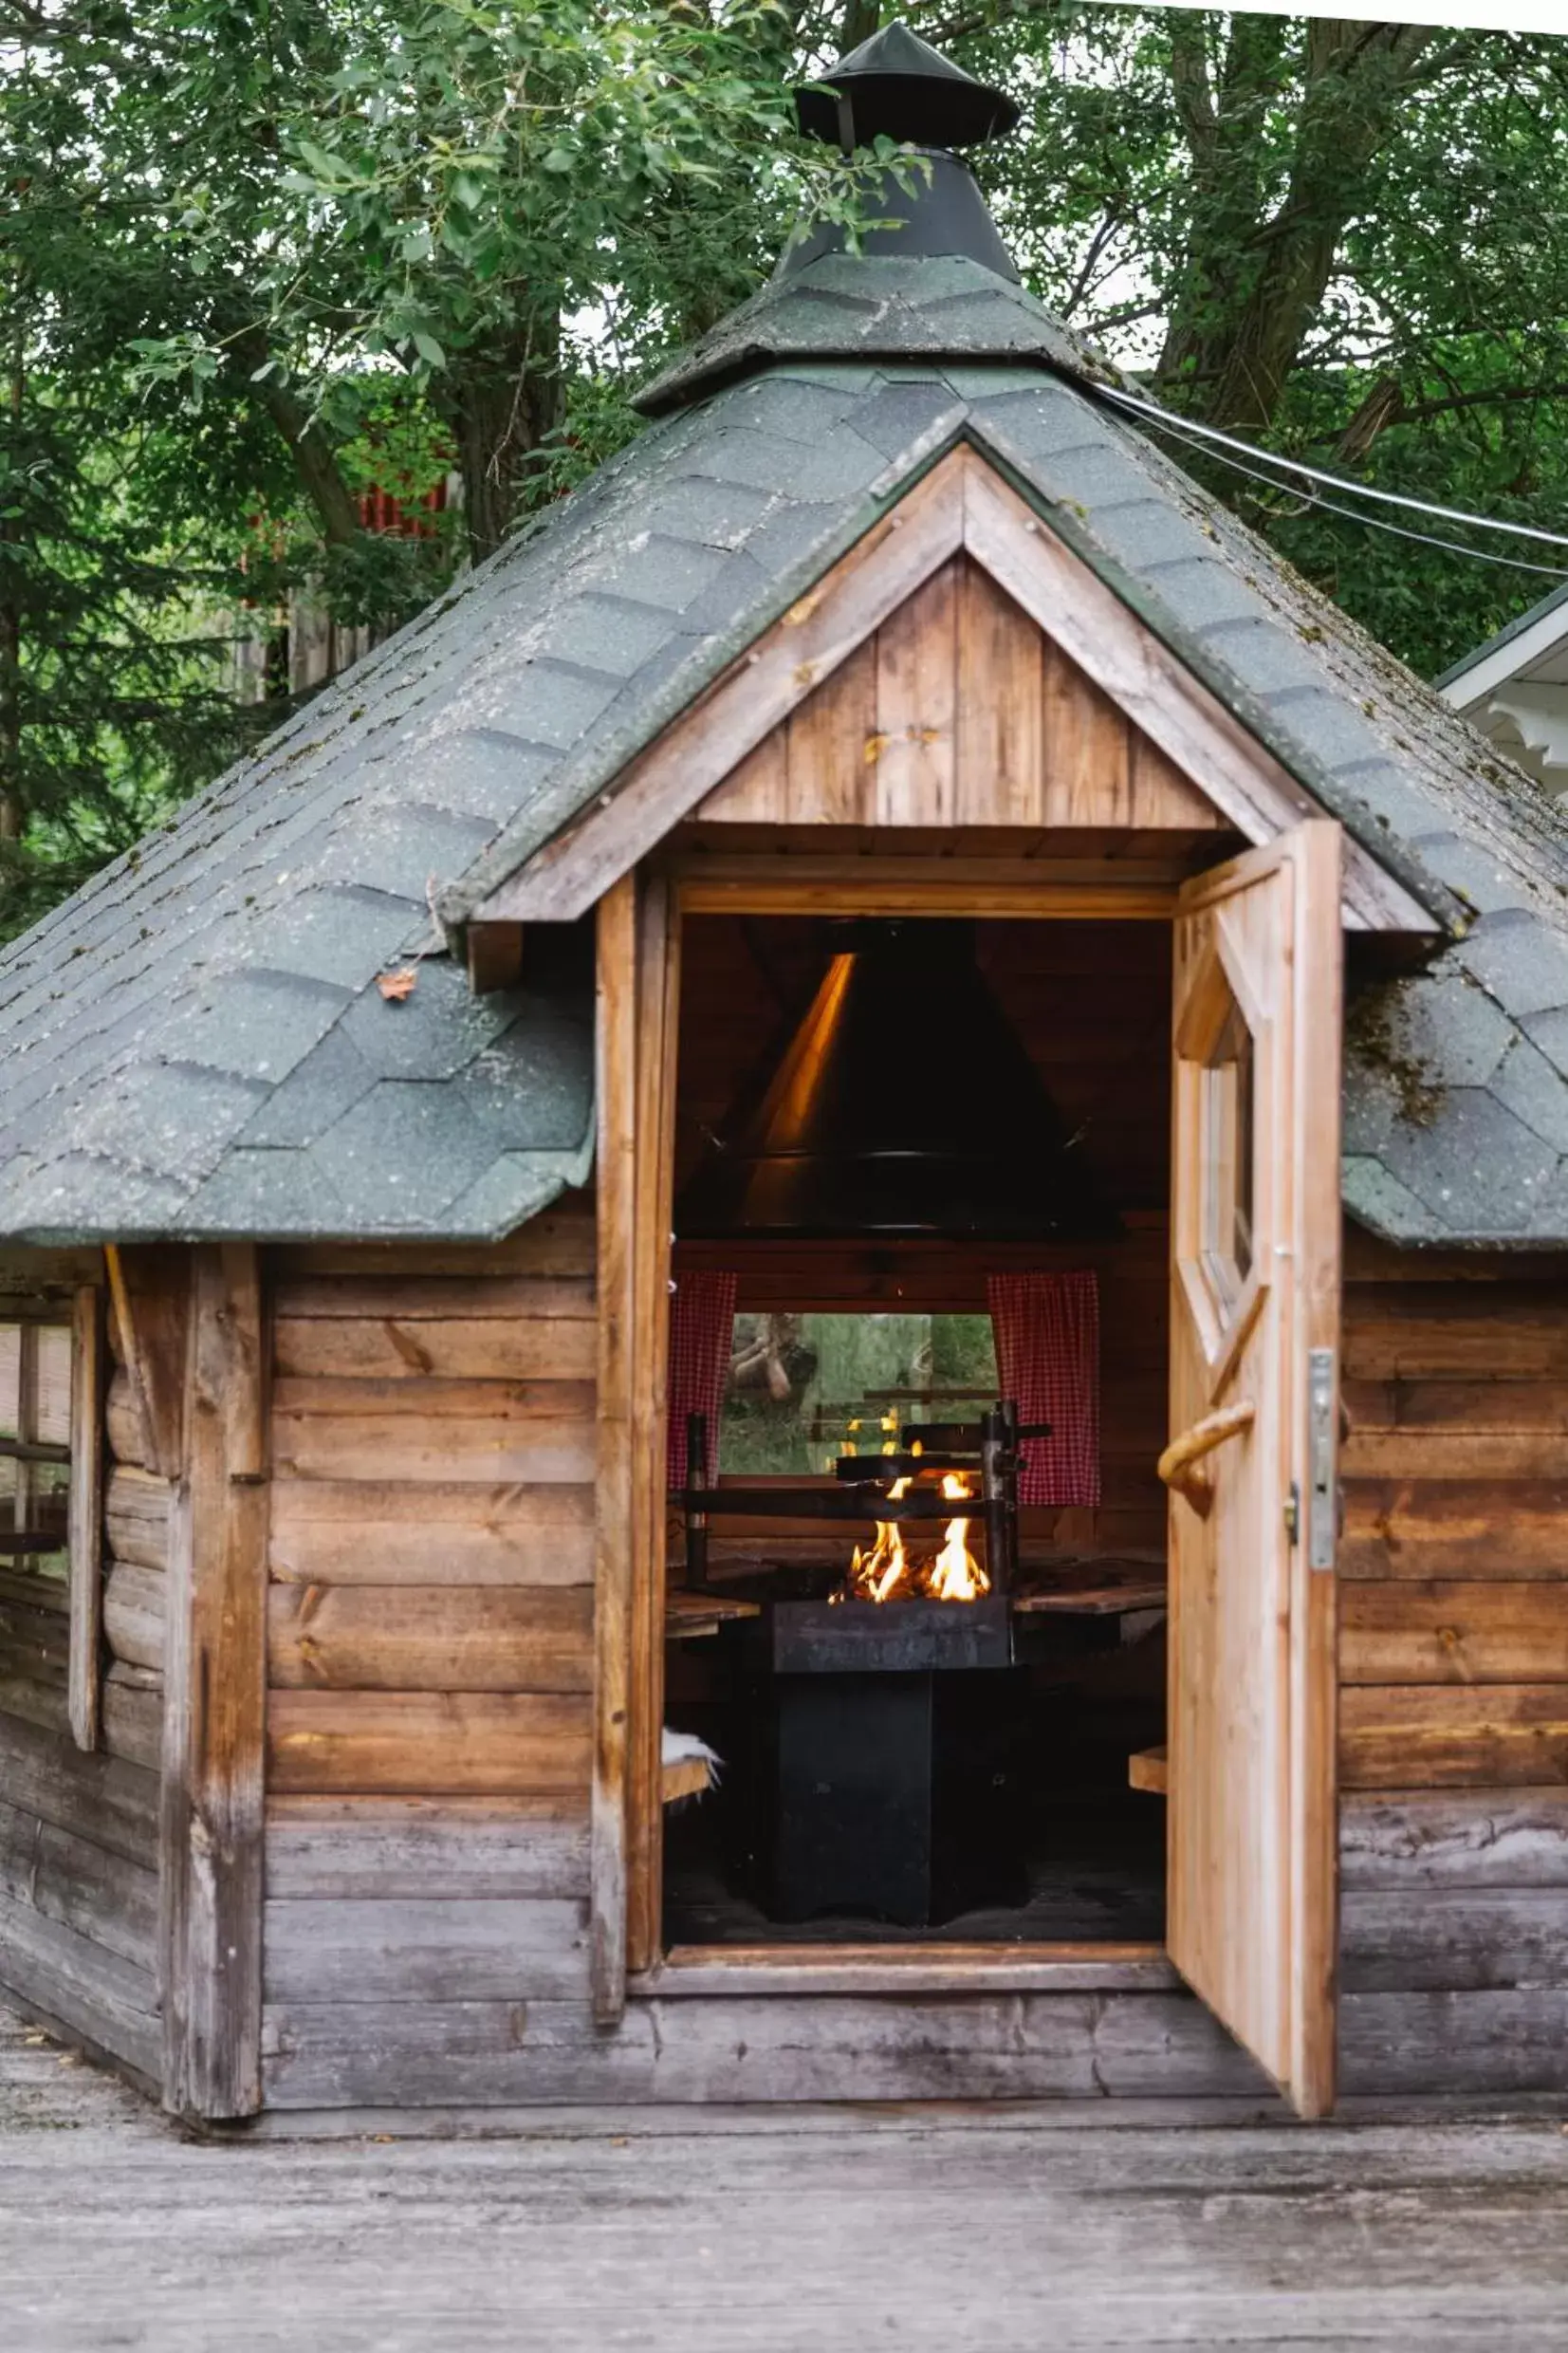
top-left (1158, 1400), bottom-right (1255, 1518)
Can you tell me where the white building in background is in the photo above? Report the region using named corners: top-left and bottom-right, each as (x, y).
top-left (1438, 584), bottom-right (1568, 797)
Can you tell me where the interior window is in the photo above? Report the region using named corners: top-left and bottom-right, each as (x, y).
top-left (718, 1311), bottom-right (999, 1475)
top-left (1201, 1000), bottom-right (1255, 1307)
top-left (0, 1320), bottom-right (73, 1587)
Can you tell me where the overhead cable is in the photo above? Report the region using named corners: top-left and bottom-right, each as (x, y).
top-left (1127, 405), bottom-right (1568, 583)
top-left (1096, 380), bottom-right (1568, 557)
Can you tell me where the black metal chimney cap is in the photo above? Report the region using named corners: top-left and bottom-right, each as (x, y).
top-left (796, 20), bottom-right (1020, 153)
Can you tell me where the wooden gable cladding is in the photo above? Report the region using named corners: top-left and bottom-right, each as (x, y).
top-left (697, 558), bottom-right (1227, 837)
top-left (472, 443), bottom-right (1433, 934)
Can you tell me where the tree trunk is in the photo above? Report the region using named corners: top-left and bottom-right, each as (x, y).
top-left (439, 309), bottom-right (563, 565)
top-left (1, 316), bottom-right (25, 846)
top-left (1157, 19), bottom-right (1434, 432)
top-left (838, 0), bottom-right (878, 53)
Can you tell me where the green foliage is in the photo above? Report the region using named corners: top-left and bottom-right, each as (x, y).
top-left (953, 7), bottom-right (1568, 678)
top-left (6, 2), bottom-right (1568, 935)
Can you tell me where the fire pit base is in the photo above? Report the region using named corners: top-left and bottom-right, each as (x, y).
top-left (767, 1663), bottom-right (1028, 1928)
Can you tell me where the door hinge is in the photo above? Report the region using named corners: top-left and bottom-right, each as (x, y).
top-left (1283, 1482), bottom-right (1300, 1546)
top-left (1307, 1345), bottom-right (1337, 1572)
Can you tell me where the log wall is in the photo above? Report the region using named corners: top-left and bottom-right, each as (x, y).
top-left (260, 1200), bottom-right (598, 2096)
top-left (1324, 1240), bottom-right (1568, 2093)
top-left (0, 1253), bottom-right (161, 2083)
top-left (259, 1204), bottom-right (1568, 2112)
top-left (1339, 1237), bottom-right (1568, 1790)
top-left (8, 1102), bottom-right (1566, 2111)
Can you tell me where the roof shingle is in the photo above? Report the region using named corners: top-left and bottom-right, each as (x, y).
top-left (5, 250), bottom-right (1568, 1246)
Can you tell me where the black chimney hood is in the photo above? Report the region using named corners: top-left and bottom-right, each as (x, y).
top-left (675, 921), bottom-right (1117, 1243)
top-left (779, 22), bottom-right (1023, 286)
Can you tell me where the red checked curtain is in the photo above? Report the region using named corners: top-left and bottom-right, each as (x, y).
top-left (986, 1272), bottom-right (1100, 1508)
top-left (665, 1271), bottom-right (738, 1491)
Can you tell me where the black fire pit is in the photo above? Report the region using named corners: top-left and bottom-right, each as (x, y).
top-left (773, 1594), bottom-right (1012, 1674)
top-left (734, 1595), bottom-right (1027, 1929)
top-left (690, 1408), bottom-right (1038, 1932)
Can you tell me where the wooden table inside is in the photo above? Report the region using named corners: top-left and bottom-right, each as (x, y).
top-left (665, 1590), bottom-right (763, 1640)
top-left (1010, 1560), bottom-right (1168, 1616)
top-left (666, 1564), bottom-right (1165, 1627)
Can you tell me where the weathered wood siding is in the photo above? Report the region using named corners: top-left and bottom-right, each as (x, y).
top-left (260, 1203), bottom-right (597, 2098)
top-left (0, 1251), bottom-right (160, 2082)
top-left (1326, 1240), bottom-right (1568, 2092)
top-left (1339, 1238), bottom-right (1568, 1788)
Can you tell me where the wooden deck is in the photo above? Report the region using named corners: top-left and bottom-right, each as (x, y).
top-left (5, 2004), bottom-right (1568, 2348)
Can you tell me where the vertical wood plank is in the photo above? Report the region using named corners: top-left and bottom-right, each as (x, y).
top-left (467, 919), bottom-right (525, 994)
top-left (874, 560), bottom-right (958, 825)
top-left (1167, 828), bottom-right (1343, 2121)
top-left (160, 1244), bottom-right (268, 2119)
top-left (1042, 641), bottom-right (1132, 825)
top-left (104, 1244), bottom-right (190, 1480)
top-left (700, 732), bottom-right (787, 823)
top-left (221, 1244), bottom-right (267, 1480)
top-left (1130, 732), bottom-right (1227, 830)
top-left (955, 559), bottom-right (1043, 825)
top-left (786, 639), bottom-right (878, 824)
top-left (12, 1322), bottom-right (37, 1560)
top-left (591, 874), bottom-right (638, 2026)
top-left (67, 1283), bottom-right (105, 1753)
top-left (626, 875), bottom-right (681, 1975)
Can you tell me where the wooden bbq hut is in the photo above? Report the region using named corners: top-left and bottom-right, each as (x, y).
top-left (4, 27), bottom-right (1568, 2128)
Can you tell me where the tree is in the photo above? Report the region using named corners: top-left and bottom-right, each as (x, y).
top-left (8, 3), bottom-right (1568, 935)
top-left (950, 6), bottom-right (1568, 676)
top-left (0, 0), bottom-right (887, 926)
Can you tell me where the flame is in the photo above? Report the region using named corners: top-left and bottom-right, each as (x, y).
top-left (925, 1472), bottom-right (989, 1603)
top-left (841, 1469), bottom-right (989, 1605)
top-left (847, 1476), bottom-right (916, 1603)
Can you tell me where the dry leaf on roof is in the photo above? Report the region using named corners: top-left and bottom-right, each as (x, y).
top-left (376, 967), bottom-right (418, 1003)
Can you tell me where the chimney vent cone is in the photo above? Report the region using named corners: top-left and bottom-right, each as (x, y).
top-left (783, 24), bottom-right (1021, 283)
top-left (795, 21), bottom-right (1020, 152)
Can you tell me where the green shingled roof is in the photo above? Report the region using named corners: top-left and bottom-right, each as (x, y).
top-left (6, 250), bottom-right (1568, 1245)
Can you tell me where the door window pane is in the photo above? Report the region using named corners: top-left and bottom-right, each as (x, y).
top-left (1202, 1000), bottom-right (1255, 1306)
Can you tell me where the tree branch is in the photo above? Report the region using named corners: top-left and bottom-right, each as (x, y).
top-left (225, 325), bottom-right (360, 549)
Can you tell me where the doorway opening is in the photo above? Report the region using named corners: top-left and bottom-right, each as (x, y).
top-left (657, 910), bottom-right (1172, 1956)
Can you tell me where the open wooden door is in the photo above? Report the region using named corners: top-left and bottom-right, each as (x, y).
top-left (1164, 823), bottom-right (1342, 2118)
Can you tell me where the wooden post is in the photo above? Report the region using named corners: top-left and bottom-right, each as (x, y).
top-left (104, 1243), bottom-right (190, 1479)
top-left (627, 873), bottom-right (681, 1975)
top-left (591, 875), bottom-right (639, 2026)
top-left (67, 1282), bottom-right (106, 1752)
top-left (160, 1244), bottom-right (269, 2118)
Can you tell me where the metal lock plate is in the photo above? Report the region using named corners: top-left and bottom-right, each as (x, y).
top-left (1306, 1346), bottom-right (1337, 1571)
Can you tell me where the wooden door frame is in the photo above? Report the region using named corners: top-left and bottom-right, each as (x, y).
top-left (605, 862), bottom-right (1190, 2006)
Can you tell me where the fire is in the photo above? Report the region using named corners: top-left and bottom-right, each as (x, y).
top-left (926, 1472), bottom-right (989, 1603)
top-left (841, 1471), bottom-right (989, 1605)
top-left (847, 1477), bottom-right (915, 1603)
